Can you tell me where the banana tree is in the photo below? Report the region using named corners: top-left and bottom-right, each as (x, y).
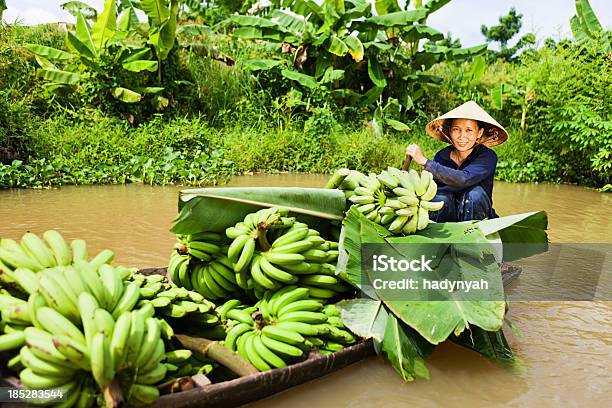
top-left (230, 0), bottom-right (486, 124)
top-left (25, 0), bottom-right (178, 105)
top-left (570, 0), bottom-right (611, 52)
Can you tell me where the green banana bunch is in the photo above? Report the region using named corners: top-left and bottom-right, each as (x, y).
top-left (174, 232), bottom-right (226, 263)
top-left (0, 231), bottom-right (117, 282)
top-left (162, 348), bottom-right (215, 383)
top-left (189, 258), bottom-right (242, 300)
top-left (134, 273), bottom-right (219, 326)
top-left (221, 287), bottom-right (360, 372)
top-left (331, 167), bottom-right (445, 235)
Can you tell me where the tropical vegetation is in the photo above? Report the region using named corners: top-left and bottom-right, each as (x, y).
top-left (0, 0), bottom-right (609, 189)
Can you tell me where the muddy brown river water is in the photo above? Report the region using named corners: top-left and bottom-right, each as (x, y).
top-left (1, 175), bottom-right (611, 407)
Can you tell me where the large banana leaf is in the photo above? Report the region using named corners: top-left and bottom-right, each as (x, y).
top-left (25, 44), bottom-right (74, 61)
top-left (171, 187), bottom-right (346, 234)
top-left (344, 35), bottom-right (364, 62)
top-left (66, 32), bottom-right (97, 61)
top-left (41, 68), bottom-right (82, 85)
top-left (336, 298), bottom-right (434, 381)
top-left (240, 59), bottom-right (284, 71)
top-left (365, 9), bottom-right (428, 28)
top-left (337, 207), bottom-right (548, 345)
top-left (375, 0), bottom-right (401, 15)
top-left (61, 1), bottom-right (97, 19)
top-left (157, 0), bottom-right (178, 60)
top-left (576, 0), bottom-right (603, 36)
top-left (450, 326), bottom-right (513, 361)
top-left (122, 60), bottom-right (158, 72)
top-left (327, 35), bottom-right (349, 56)
top-left (367, 58), bottom-right (387, 88)
top-left (92, 0), bottom-right (116, 52)
top-left (140, 0), bottom-right (170, 26)
top-left (74, 11), bottom-right (97, 58)
top-left (281, 69), bottom-right (320, 89)
top-left (112, 87), bottom-right (142, 102)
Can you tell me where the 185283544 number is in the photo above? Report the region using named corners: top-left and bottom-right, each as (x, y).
top-left (1, 387), bottom-right (66, 403)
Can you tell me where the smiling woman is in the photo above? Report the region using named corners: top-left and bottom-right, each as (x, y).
top-left (405, 101), bottom-right (509, 222)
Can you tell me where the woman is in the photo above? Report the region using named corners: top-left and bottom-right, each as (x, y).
top-left (405, 101), bottom-right (509, 222)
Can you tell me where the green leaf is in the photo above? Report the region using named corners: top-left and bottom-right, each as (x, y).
top-left (576, 0), bottom-right (603, 37)
top-left (24, 44), bottom-right (74, 61)
top-left (135, 87), bottom-right (165, 94)
top-left (424, 0), bottom-right (451, 15)
top-left (491, 84), bottom-right (504, 110)
top-left (327, 35), bottom-right (349, 56)
top-left (177, 24), bottom-right (210, 36)
top-left (281, 69), bottom-right (320, 89)
top-left (329, 0), bottom-right (345, 15)
top-left (231, 15), bottom-right (280, 28)
top-left (344, 35), bottom-right (364, 62)
top-left (381, 314), bottom-right (432, 381)
top-left (367, 58), bottom-right (387, 88)
top-left (360, 86), bottom-right (384, 107)
top-left (338, 207), bottom-right (541, 344)
top-left (461, 55), bottom-right (486, 87)
top-left (66, 32), bottom-right (97, 61)
top-left (232, 27), bottom-right (291, 42)
top-left (140, 0), bottom-right (169, 26)
top-left (320, 68), bottom-right (345, 84)
top-left (450, 327), bottom-right (514, 362)
top-left (335, 299), bottom-right (388, 344)
top-left (171, 187), bottom-right (346, 234)
top-left (121, 48), bottom-right (152, 63)
top-left (112, 87), bottom-right (142, 103)
top-left (122, 60), bottom-right (158, 72)
top-left (241, 59), bottom-right (283, 71)
top-left (386, 119), bottom-right (410, 132)
top-left (34, 55), bottom-right (56, 70)
top-left (366, 9), bottom-right (428, 27)
top-left (570, 15), bottom-right (589, 43)
top-left (375, 0), bottom-right (401, 15)
top-left (402, 24), bottom-right (444, 43)
top-left (74, 11), bottom-right (97, 57)
top-left (61, 1), bottom-right (97, 19)
top-left (41, 68), bottom-right (82, 85)
top-left (157, 0), bottom-right (178, 60)
top-left (91, 0), bottom-right (116, 52)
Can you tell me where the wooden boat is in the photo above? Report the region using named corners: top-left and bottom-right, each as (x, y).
top-left (0, 264), bottom-right (521, 407)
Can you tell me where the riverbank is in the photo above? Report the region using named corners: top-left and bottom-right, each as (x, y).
top-left (0, 113), bottom-right (567, 189)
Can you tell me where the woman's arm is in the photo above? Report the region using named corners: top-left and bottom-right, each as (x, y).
top-left (424, 151), bottom-right (497, 189)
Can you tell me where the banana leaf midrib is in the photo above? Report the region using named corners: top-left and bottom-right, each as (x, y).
top-left (180, 193), bottom-right (343, 220)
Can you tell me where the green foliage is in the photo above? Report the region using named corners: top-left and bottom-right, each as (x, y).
top-left (25, 0), bottom-right (180, 117)
top-left (570, 0), bottom-right (611, 52)
top-left (480, 7), bottom-right (535, 61)
top-left (230, 0), bottom-right (486, 122)
top-left (0, 91), bottom-right (36, 164)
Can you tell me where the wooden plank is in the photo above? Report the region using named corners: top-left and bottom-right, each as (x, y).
top-left (149, 339), bottom-right (375, 408)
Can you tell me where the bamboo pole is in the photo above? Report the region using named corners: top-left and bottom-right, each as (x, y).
top-left (176, 334), bottom-right (258, 377)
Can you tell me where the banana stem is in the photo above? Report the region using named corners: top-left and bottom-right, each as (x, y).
top-left (256, 227), bottom-right (271, 251)
top-left (324, 168), bottom-right (350, 189)
top-left (103, 379), bottom-right (124, 408)
top-left (176, 334), bottom-right (258, 377)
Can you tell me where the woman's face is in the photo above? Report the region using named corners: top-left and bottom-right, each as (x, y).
top-left (449, 118), bottom-right (483, 152)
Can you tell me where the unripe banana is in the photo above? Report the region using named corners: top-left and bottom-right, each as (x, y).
top-left (21, 232), bottom-right (56, 268)
top-left (43, 230), bottom-right (71, 266)
top-left (70, 239), bottom-right (88, 263)
top-left (420, 200), bottom-right (444, 211)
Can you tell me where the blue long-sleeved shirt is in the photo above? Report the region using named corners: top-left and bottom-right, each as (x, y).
top-left (423, 144), bottom-right (497, 201)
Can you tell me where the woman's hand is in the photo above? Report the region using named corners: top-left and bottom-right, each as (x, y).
top-left (405, 144), bottom-right (427, 166)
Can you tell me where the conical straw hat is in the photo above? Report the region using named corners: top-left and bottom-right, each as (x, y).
top-left (425, 101), bottom-right (509, 147)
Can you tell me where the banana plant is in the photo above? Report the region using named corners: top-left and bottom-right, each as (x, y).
top-left (25, 0), bottom-right (177, 104)
top-left (140, 0), bottom-right (180, 82)
top-left (570, 0), bottom-right (611, 52)
top-left (231, 0), bottom-right (486, 120)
